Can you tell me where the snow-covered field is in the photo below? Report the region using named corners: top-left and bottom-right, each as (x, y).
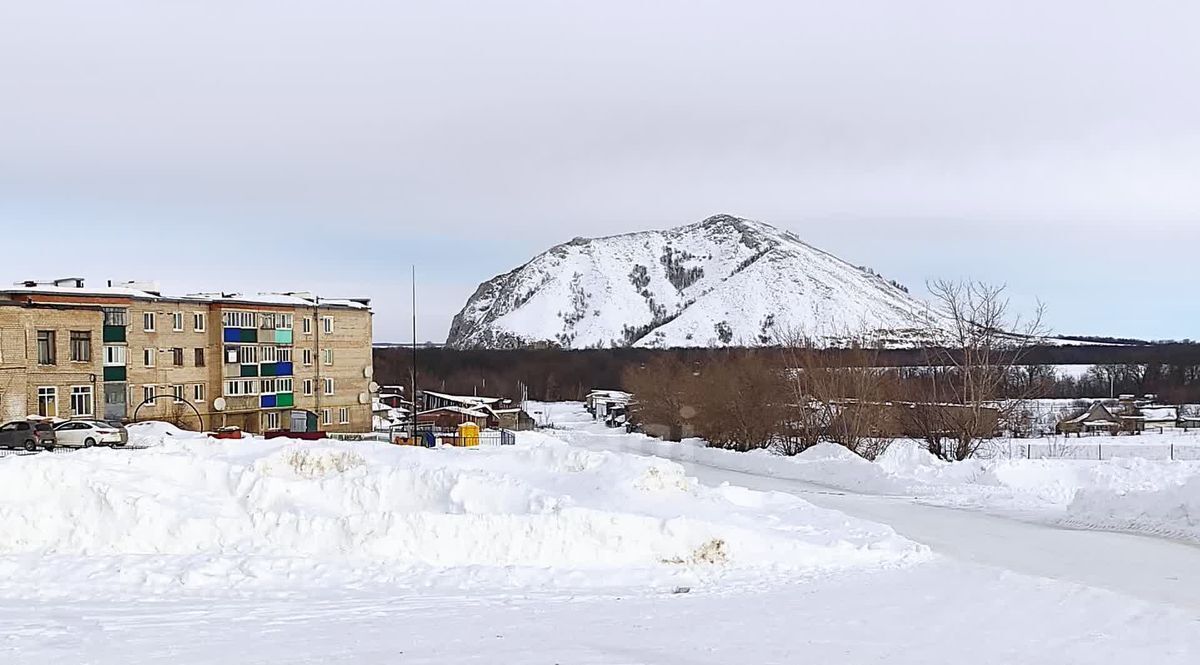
top-left (3, 411), bottom-right (1200, 663)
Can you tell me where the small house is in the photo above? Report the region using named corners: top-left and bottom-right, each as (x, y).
top-left (493, 407), bottom-right (536, 431)
top-left (586, 390), bottom-right (633, 426)
top-left (416, 406), bottom-right (490, 430)
top-left (1058, 402), bottom-right (1125, 436)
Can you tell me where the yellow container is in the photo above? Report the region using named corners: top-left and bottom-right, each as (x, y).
top-left (457, 422), bottom-right (481, 447)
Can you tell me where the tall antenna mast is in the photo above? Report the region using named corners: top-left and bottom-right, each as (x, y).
top-left (411, 265), bottom-right (418, 435)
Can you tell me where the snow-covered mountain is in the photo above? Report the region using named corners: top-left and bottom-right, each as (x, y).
top-left (447, 215), bottom-right (938, 349)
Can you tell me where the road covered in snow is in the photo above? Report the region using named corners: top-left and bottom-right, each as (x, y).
top-left (1, 415), bottom-right (1198, 664)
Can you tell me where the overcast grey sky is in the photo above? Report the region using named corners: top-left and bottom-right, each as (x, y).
top-left (2, 1), bottom-right (1198, 342)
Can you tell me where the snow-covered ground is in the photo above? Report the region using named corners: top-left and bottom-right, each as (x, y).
top-left (3, 412), bottom-right (1200, 663)
top-left (533, 402), bottom-right (1200, 544)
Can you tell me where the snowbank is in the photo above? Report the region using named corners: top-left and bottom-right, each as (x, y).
top-left (0, 430), bottom-right (925, 598)
top-left (543, 402), bottom-right (1200, 541)
top-left (1065, 477), bottom-right (1200, 543)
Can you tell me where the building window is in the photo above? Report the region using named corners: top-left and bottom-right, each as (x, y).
top-left (104, 345), bottom-right (127, 366)
top-left (277, 377), bottom-right (293, 393)
top-left (193, 384), bottom-right (206, 402)
top-left (172, 385), bottom-right (184, 403)
top-left (172, 312), bottom-right (184, 331)
top-left (323, 348), bottom-right (334, 366)
top-left (171, 348), bottom-right (184, 366)
top-left (103, 307), bottom-right (128, 326)
top-left (194, 348), bottom-right (206, 367)
top-left (263, 411), bottom-right (281, 430)
top-left (70, 331), bottom-right (92, 362)
top-left (260, 345), bottom-right (278, 363)
top-left (193, 312), bottom-right (206, 332)
top-left (279, 314), bottom-right (293, 330)
top-left (324, 378), bottom-right (335, 395)
top-left (143, 312), bottom-right (156, 332)
top-left (302, 317), bottom-right (312, 335)
top-left (222, 311), bottom-right (257, 329)
top-left (225, 346), bottom-right (238, 364)
top-left (322, 408), bottom-right (332, 425)
top-left (238, 345), bottom-right (257, 364)
top-left (37, 387), bottom-right (57, 417)
top-left (261, 378), bottom-right (276, 394)
top-left (277, 347), bottom-right (292, 363)
top-left (260, 313), bottom-right (276, 330)
top-left (143, 385), bottom-right (156, 403)
top-left (322, 316), bottom-right (333, 334)
top-left (70, 386), bottom-right (94, 416)
top-left (303, 379), bottom-right (313, 396)
top-left (339, 407), bottom-right (349, 424)
top-left (144, 348), bottom-right (156, 368)
top-left (302, 348), bottom-right (312, 366)
top-left (224, 379), bottom-right (259, 396)
top-left (36, 330), bottom-right (56, 365)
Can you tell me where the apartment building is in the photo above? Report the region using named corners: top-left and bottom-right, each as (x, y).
top-left (0, 279), bottom-right (374, 433)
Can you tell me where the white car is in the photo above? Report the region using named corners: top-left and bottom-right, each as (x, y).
top-left (52, 420), bottom-right (129, 448)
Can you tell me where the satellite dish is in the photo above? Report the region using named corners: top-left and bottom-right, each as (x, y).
top-left (213, 397), bottom-right (227, 412)
top-left (358, 392), bottom-right (370, 405)
top-left (363, 366), bottom-right (374, 379)
top-left (368, 381), bottom-right (380, 393)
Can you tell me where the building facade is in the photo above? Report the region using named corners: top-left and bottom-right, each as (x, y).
top-left (0, 279), bottom-right (374, 434)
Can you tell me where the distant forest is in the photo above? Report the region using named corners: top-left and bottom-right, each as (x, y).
top-left (373, 343), bottom-right (1200, 404)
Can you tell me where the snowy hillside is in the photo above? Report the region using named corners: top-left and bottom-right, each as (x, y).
top-left (447, 214), bottom-right (937, 349)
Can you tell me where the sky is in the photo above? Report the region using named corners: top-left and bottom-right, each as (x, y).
top-left (2, 1), bottom-right (1198, 343)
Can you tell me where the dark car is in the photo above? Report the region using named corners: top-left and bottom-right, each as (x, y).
top-left (0, 420), bottom-right (57, 451)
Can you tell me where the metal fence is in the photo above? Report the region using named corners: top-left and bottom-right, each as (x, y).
top-left (979, 438), bottom-right (1200, 461)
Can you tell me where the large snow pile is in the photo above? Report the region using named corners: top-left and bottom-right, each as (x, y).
top-left (1065, 476), bottom-right (1200, 543)
top-left (0, 431), bottom-right (925, 599)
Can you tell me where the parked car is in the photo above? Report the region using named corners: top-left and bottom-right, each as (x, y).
top-left (0, 420), bottom-right (57, 451)
top-left (53, 420), bottom-right (128, 448)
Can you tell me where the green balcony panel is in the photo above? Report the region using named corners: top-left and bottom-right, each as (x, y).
top-left (275, 329), bottom-right (293, 344)
top-left (103, 326), bottom-right (126, 343)
top-left (103, 366), bottom-right (127, 382)
top-left (260, 362), bottom-right (278, 377)
top-left (240, 364), bottom-right (259, 377)
top-left (240, 329), bottom-right (258, 343)
top-left (276, 393), bottom-right (294, 408)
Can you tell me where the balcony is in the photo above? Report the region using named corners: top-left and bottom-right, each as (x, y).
top-left (103, 326), bottom-right (126, 343)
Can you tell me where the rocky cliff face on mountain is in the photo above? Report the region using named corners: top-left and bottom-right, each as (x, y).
top-left (446, 215), bottom-right (937, 349)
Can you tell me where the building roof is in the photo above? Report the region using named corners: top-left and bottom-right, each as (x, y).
top-left (422, 390), bottom-right (502, 406)
top-left (417, 406), bottom-right (490, 418)
top-left (1, 280), bottom-right (370, 310)
top-left (587, 389), bottom-right (633, 402)
top-left (1062, 402), bottom-right (1118, 425)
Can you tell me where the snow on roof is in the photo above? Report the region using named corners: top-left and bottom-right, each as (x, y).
top-left (1140, 407), bottom-right (1177, 421)
top-left (0, 282), bottom-right (369, 309)
top-left (587, 390), bottom-right (632, 402)
top-left (422, 390), bottom-right (502, 405)
top-left (417, 406), bottom-right (490, 418)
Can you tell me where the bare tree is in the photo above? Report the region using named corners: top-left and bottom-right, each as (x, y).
top-left (689, 351), bottom-right (790, 452)
top-left (779, 329), bottom-right (895, 459)
top-left (923, 280), bottom-right (1049, 461)
top-left (621, 355), bottom-right (697, 441)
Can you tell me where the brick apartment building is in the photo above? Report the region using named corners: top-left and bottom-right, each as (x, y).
top-left (0, 278), bottom-right (374, 434)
